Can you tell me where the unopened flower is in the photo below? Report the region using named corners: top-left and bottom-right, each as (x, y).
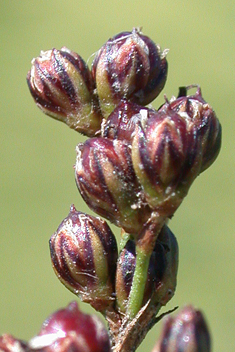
top-left (102, 100), bottom-right (157, 143)
top-left (27, 47), bottom-right (102, 137)
top-left (132, 87), bottom-right (221, 216)
top-left (49, 205), bottom-right (117, 312)
top-left (92, 28), bottom-right (168, 118)
top-left (159, 85), bottom-right (221, 172)
top-left (152, 305), bottom-right (211, 352)
top-left (75, 137), bottom-right (152, 235)
top-left (29, 302), bottom-right (111, 352)
top-left (132, 108), bottom-right (201, 215)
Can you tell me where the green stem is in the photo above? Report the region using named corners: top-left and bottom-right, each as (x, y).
top-left (119, 231), bottom-right (132, 251)
top-left (127, 246), bottom-right (151, 318)
top-left (127, 213), bottom-right (166, 318)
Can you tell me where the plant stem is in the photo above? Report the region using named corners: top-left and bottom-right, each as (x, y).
top-left (127, 213), bottom-right (166, 318)
top-left (127, 247), bottom-right (151, 318)
top-left (119, 230), bottom-right (132, 251)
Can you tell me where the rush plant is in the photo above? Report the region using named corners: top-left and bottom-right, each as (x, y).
top-left (0, 28), bottom-right (221, 352)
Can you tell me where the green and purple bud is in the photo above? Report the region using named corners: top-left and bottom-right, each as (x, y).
top-left (92, 28), bottom-right (168, 118)
top-left (132, 86), bottom-right (221, 215)
top-left (49, 205), bottom-right (117, 312)
top-left (152, 305), bottom-right (211, 352)
top-left (0, 334), bottom-right (28, 352)
top-left (132, 108), bottom-right (202, 215)
top-left (75, 137), bottom-right (152, 235)
top-left (102, 100), bottom-right (157, 143)
top-left (27, 47), bottom-right (102, 137)
top-left (159, 85), bottom-right (221, 173)
top-left (29, 302), bottom-right (111, 352)
top-left (115, 225), bottom-right (178, 313)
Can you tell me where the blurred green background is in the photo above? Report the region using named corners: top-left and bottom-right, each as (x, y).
top-left (1, 1), bottom-right (234, 350)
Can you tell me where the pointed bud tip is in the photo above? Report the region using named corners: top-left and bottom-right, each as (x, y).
top-left (30, 302), bottom-right (111, 352)
top-left (27, 48), bottom-right (102, 136)
top-left (50, 207), bottom-right (118, 311)
top-left (152, 305), bottom-right (211, 352)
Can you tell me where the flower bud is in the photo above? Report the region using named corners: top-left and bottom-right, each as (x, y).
top-left (75, 137), bottom-right (152, 235)
top-left (0, 334), bottom-right (28, 352)
top-left (159, 85), bottom-right (221, 172)
top-left (132, 108), bottom-right (202, 215)
top-left (27, 47), bottom-right (102, 137)
top-left (152, 305), bottom-right (211, 352)
top-left (92, 28), bottom-right (168, 118)
top-left (49, 205), bottom-right (117, 312)
top-left (102, 100), bottom-right (156, 143)
top-left (29, 301), bottom-right (111, 352)
top-left (115, 225), bottom-right (178, 313)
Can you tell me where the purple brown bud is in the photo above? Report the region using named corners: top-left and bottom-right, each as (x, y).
top-left (49, 205), bottom-right (117, 312)
top-left (92, 28), bottom-right (168, 118)
top-left (102, 100), bottom-right (157, 143)
top-left (75, 137), bottom-right (152, 235)
top-left (132, 108), bottom-right (202, 215)
top-left (152, 305), bottom-right (211, 352)
top-left (0, 334), bottom-right (28, 352)
top-left (115, 225), bottom-right (178, 312)
top-left (29, 301), bottom-right (111, 352)
top-left (27, 47), bottom-right (102, 137)
top-left (159, 85), bottom-right (221, 173)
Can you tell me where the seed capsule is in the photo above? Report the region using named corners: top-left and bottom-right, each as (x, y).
top-left (49, 205), bottom-right (117, 312)
top-left (29, 301), bottom-right (111, 352)
top-left (92, 28), bottom-right (168, 118)
top-left (27, 47), bottom-right (102, 137)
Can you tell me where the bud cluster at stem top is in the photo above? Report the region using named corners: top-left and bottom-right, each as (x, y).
top-left (26, 28), bottom-right (221, 352)
top-left (27, 29), bottom-right (221, 225)
top-left (27, 28), bottom-right (168, 136)
top-left (75, 85), bottom-right (221, 227)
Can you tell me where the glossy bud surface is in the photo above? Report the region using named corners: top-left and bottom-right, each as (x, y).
top-left (75, 138), bottom-right (152, 235)
top-left (92, 28), bottom-right (168, 118)
top-left (50, 205), bottom-right (117, 311)
top-left (29, 302), bottom-right (111, 352)
top-left (27, 47), bottom-right (102, 136)
top-left (152, 305), bottom-right (211, 352)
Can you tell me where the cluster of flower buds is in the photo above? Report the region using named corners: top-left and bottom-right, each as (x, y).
top-left (27, 28), bottom-right (168, 135)
top-left (27, 28), bottom-right (221, 352)
top-left (0, 302), bottom-right (111, 352)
